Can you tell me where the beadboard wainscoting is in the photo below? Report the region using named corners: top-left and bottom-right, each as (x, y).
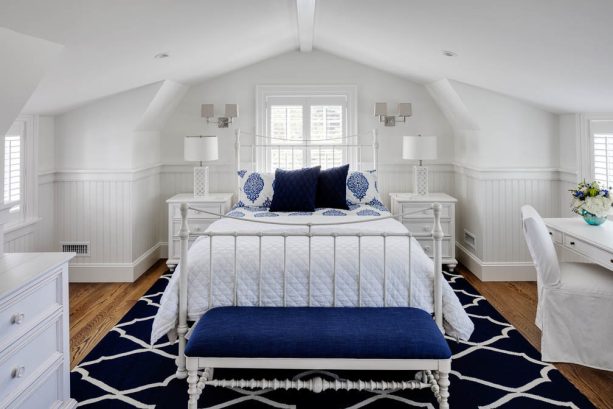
top-left (454, 164), bottom-right (577, 281)
top-left (53, 167), bottom-right (162, 282)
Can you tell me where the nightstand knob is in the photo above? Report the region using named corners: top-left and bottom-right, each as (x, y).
top-left (11, 313), bottom-right (25, 325)
top-left (11, 366), bottom-right (25, 379)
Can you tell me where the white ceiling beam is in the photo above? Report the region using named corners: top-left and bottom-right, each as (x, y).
top-left (296, 0), bottom-right (316, 52)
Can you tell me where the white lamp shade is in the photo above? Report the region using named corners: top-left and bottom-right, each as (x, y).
top-left (184, 136), bottom-right (219, 162)
top-left (225, 103), bottom-right (239, 118)
top-left (201, 104), bottom-right (214, 118)
top-left (402, 136), bottom-right (437, 161)
top-left (397, 102), bottom-right (412, 117)
top-left (374, 102), bottom-right (387, 116)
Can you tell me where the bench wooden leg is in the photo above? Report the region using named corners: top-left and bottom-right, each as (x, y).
top-left (187, 360), bottom-right (200, 409)
top-left (438, 370), bottom-right (450, 409)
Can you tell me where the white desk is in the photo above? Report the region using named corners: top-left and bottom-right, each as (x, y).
top-left (544, 217), bottom-right (613, 271)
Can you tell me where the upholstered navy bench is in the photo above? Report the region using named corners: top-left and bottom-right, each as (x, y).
top-left (186, 307), bottom-right (451, 359)
top-left (184, 307), bottom-right (451, 409)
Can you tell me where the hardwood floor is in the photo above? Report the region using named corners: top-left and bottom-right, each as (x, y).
top-left (68, 260), bottom-right (612, 408)
top-left (69, 260), bottom-right (166, 368)
top-left (459, 265), bottom-right (613, 409)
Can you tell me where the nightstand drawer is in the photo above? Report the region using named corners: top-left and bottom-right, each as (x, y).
top-left (416, 238), bottom-right (452, 258)
top-left (0, 270), bottom-right (61, 346)
top-left (547, 227), bottom-right (562, 244)
top-left (171, 238), bottom-right (199, 259)
top-left (404, 220), bottom-right (451, 236)
top-left (171, 220), bottom-right (212, 236)
top-left (172, 203), bottom-right (222, 219)
top-left (401, 203), bottom-right (451, 220)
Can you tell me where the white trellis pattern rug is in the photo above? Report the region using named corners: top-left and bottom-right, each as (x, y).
top-left (70, 270), bottom-right (595, 408)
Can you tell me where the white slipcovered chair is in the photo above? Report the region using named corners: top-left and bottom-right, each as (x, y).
top-left (521, 205), bottom-right (613, 371)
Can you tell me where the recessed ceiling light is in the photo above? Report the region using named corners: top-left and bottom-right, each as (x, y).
top-left (154, 52), bottom-right (170, 59)
top-left (442, 50), bottom-right (457, 57)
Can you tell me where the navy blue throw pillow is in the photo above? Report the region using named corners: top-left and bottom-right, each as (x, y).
top-left (269, 166), bottom-right (321, 212)
top-left (316, 164), bottom-right (350, 209)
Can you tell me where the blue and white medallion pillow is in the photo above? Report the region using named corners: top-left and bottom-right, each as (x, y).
top-left (237, 170), bottom-right (274, 208)
top-left (346, 170), bottom-right (382, 205)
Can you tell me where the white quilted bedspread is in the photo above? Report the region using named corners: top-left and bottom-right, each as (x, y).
top-left (151, 206), bottom-right (474, 343)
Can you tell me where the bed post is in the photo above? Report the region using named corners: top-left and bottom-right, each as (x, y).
top-left (432, 203), bottom-right (444, 332)
top-left (176, 202), bottom-right (190, 379)
top-left (235, 129), bottom-right (241, 198)
top-left (372, 129), bottom-right (379, 171)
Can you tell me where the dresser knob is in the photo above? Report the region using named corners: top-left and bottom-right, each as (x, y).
top-left (11, 313), bottom-right (25, 325)
top-left (11, 366), bottom-right (25, 379)
top-left (548, 232), bottom-right (553, 236)
top-left (569, 241), bottom-right (575, 246)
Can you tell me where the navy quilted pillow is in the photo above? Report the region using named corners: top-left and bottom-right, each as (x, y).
top-left (316, 164), bottom-right (349, 209)
top-left (269, 166), bottom-right (321, 212)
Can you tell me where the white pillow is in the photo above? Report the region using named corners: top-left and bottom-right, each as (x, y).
top-left (346, 170), bottom-right (382, 205)
top-left (237, 170), bottom-right (274, 207)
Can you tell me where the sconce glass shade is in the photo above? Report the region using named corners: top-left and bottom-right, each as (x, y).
top-left (184, 135), bottom-right (219, 162)
top-left (402, 136), bottom-right (437, 160)
top-left (374, 102), bottom-right (388, 116)
top-left (201, 104), bottom-right (214, 118)
top-left (397, 103), bottom-right (412, 117)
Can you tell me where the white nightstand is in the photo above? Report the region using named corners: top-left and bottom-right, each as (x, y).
top-left (166, 193), bottom-right (233, 271)
top-left (389, 192), bottom-right (458, 271)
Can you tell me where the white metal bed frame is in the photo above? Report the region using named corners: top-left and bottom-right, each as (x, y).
top-left (172, 130), bottom-right (450, 408)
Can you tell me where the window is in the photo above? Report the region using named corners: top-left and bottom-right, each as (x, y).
top-left (592, 133), bottom-right (613, 188)
top-left (4, 121), bottom-right (25, 223)
top-left (256, 86), bottom-right (357, 172)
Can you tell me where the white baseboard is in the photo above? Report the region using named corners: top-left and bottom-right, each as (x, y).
top-left (159, 241), bottom-right (168, 259)
top-left (456, 243), bottom-right (536, 281)
top-left (68, 243), bottom-right (162, 282)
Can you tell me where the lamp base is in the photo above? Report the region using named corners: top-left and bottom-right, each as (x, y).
top-left (194, 166), bottom-right (209, 197)
top-left (414, 165), bottom-right (429, 195)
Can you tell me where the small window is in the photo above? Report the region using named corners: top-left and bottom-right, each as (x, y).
top-left (592, 133), bottom-right (613, 188)
top-left (4, 121), bottom-right (25, 224)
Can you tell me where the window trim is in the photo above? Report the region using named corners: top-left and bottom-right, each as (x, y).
top-left (578, 114), bottom-right (613, 182)
top-left (255, 85), bottom-right (357, 172)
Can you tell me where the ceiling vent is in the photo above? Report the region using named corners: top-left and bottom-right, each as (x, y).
top-left (61, 242), bottom-right (90, 256)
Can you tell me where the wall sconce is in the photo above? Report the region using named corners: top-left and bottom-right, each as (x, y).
top-left (374, 102), bottom-right (412, 126)
top-left (201, 104), bottom-right (239, 128)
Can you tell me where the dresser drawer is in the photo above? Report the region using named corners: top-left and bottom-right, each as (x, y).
top-left (171, 219), bottom-right (212, 236)
top-left (0, 315), bottom-right (62, 397)
top-left (6, 361), bottom-right (64, 409)
top-left (0, 270), bottom-right (61, 345)
top-left (401, 203), bottom-right (451, 220)
top-left (416, 238), bottom-right (452, 258)
top-left (404, 220), bottom-right (451, 236)
top-left (172, 203), bottom-right (222, 219)
top-left (564, 235), bottom-right (613, 268)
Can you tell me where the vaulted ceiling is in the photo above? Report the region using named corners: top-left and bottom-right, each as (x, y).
top-left (2, 0), bottom-right (612, 114)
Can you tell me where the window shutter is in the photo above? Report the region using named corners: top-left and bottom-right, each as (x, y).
top-left (4, 134), bottom-right (22, 212)
top-left (593, 133), bottom-right (613, 188)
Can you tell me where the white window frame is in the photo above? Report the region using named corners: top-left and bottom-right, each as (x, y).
top-left (2, 114), bottom-right (39, 233)
top-left (578, 114), bottom-right (613, 184)
top-left (255, 85), bottom-right (357, 172)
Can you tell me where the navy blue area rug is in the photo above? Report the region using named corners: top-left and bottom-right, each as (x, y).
top-left (71, 270), bottom-right (595, 408)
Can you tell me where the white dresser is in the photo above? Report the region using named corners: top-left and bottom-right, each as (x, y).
top-left (390, 193), bottom-right (458, 271)
top-left (167, 193), bottom-right (234, 271)
top-left (0, 252), bottom-right (75, 409)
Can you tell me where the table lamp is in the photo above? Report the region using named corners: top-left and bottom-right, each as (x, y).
top-left (403, 135), bottom-right (437, 195)
top-left (184, 135), bottom-right (219, 196)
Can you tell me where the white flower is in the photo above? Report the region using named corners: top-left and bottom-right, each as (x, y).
top-left (581, 196), bottom-right (613, 217)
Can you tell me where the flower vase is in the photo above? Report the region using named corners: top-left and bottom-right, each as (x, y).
top-left (581, 210), bottom-right (607, 226)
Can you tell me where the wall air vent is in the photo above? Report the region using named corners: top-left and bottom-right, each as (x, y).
top-left (61, 242), bottom-right (90, 256)
top-left (463, 230), bottom-right (476, 252)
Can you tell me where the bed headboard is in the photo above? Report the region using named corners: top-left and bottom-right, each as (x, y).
top-left (234, 129), bottom-right (379, 196)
